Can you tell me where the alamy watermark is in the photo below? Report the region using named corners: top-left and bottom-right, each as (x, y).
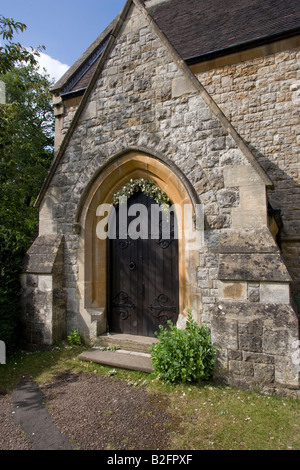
top-left (95, 198), bottom-right (204, 250)
top-left (0, 340), bottom-right (6, 364)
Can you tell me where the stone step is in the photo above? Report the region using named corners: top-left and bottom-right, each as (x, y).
top-left (78, 348), bottom-right (153, 373)
top-left (95, 333), bottom-right (158, 354)
top-left (78, 334), bottom-right (159, 373)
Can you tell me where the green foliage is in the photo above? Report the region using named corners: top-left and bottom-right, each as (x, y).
top-left (67, 329), bottom-right (82, 346)
top-left (150, 313), bottom-right (217, 384)
top-left (0, 65), bottom-right (54, 211)
top-left (113, 178), bottom-right (171, 209)
top-left (0, 63), bottom-right (54, 354)
top-left (0, 15), bottom-right (44, 74)
top-left (0, 230), bottom-right (26, 354)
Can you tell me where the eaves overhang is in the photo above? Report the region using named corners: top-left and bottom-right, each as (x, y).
top-left (185, 25), bottom-right (300, 65)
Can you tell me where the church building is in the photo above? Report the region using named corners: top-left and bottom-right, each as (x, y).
top-left (21, 0), bottom-right (300, 391)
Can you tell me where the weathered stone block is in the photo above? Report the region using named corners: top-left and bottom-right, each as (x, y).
top-left (218, 253), bottom-right (291, 282)
top-left (229, 360), bottom-right (254, 377)
top-left (223, 165), bottom-right (263, 188)
top-left (248, 283), bottom-right (260, 302)
top-left (260, 282), bottom-right (290, 304)
top-left (206, 214), bottom-right (231, 229)
top-left (243, 351), bottom-right (275, 364)
top-left (274, 355), bottom-right (300, 387)
top-left (228, 349), bottom-right (242, 361)
top-left (26, 274), bottom-right (38, 288)
top-left (239, 334), bottom-right (262, 353)
top-left (80, 100), bottom-right (96, 121)
top-left (172, 75), bottom-right (197, 98)
top-left (38, 275), bottom-right (52, 293)
top-left (253, 363), bottom-right (275, 383)
top-left (263, 328), bottom-right (290, 356)
top-left (219, 281), bottom-right (247, 301)
top-left (216, 228), bottom-right (279, 254)
top-left (216, 188), bottom-right (240, 208)
top-left (239, 319), bottom-right (263, 336)
top-left (197, 268), bottom-right (208, 280)
top-left (210, 315), bottom-right (238, 350)
top-left (219, 148), bottom-right (246, 166)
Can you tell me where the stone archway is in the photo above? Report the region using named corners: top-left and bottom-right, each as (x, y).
top-left (76, 149), bottom-right (202, 342)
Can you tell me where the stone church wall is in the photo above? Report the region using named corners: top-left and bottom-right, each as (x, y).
top-left (25, 3), bottom-right (299, 390)
top-left (194, 40), bottom-right (300, 295)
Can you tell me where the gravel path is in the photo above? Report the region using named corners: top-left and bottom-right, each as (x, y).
top-left (0, 371), bottom-right (178, 451)
top-left (0, 394), bottom-right (33, 450)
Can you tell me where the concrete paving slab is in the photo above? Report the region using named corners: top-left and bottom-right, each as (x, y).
top-left (78, 348), bottom-right (153, 373)
top-left (12, 379), bottom-right (75, 450)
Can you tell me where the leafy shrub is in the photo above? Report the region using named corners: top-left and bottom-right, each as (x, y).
top-left (67, 329), bottom-right (82, 346)
top-left (150, 313), bottom-right (217, 384)
top-left (0, 231), bottom-right (27, 355)
top-left (0, 62), bottom-right (54, 356)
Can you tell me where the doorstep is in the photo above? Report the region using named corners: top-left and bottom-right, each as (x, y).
top-left (78, 333), bottom-right (158, 373)
top-left (78, 348), bottom-right (153, 373)
top-left (95, 332), bottom-right (158, 354)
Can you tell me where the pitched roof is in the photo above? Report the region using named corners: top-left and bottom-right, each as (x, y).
top-left (144, 0), bottom-right (300, 62)
top-left (54, 0), bottom-right (300, 93)
top-left (52, 17), bottom-right (119, 93)
top-left (37, 0), bottom-right (273, 208)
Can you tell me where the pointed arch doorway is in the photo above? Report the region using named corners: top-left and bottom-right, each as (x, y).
top-left (76, 149), bottom-right (202, 343)
top-left (108, 190), bottom-right (179, 337)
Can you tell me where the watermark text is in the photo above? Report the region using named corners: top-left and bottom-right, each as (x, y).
top-left (96, 201), bottom-right (204, 251)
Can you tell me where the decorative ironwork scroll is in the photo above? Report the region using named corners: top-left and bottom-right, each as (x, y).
top-left (149, 293), bottom-right (177, 325)
top-left (112, 291), bottom-right (136, 321)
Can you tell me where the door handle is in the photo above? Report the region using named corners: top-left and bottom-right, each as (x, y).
top-left (129, 261), bottom-right (136, 270)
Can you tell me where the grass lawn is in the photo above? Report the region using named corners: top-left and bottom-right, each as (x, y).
top-left (0, 343), bottom-right (299, 451)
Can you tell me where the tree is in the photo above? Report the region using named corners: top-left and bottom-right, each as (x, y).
top-left (0, 15), bottom-right (44, 74)
top-left (0, 64), bottom-right (54, 227)
top-left (0, 16), bottom-right (54, 353)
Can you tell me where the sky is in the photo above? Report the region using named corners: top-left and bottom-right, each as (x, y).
top-left (1, 0), bottom-right (126, 83)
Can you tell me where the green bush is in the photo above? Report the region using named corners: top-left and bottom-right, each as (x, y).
top-left (150, 313), bottom-right (217, 384)
top-left (0, 63), bottom-right (54, 356)
top-left (0, 231), bottom-right (26, 355)
top-left (67, 329), bottom-right (82, 346)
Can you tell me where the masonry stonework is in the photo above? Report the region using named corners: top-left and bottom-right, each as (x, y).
top-left (21, 0), bottom-right (300, 392)
top-left (195, 42), bottom-right (300, 294)
top-left (20, 235), bottom-right (65, 347)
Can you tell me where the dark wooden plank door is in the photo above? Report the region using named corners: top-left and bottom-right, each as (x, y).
top-left (108, 191), bottom-right (179, 337)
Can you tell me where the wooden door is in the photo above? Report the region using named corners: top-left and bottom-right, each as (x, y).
top-left (108, 191), bottom-right (179, 337)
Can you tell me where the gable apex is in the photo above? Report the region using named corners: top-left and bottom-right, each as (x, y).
top-left (37, 0), bottom-right (272, 208)
top-left (53, 0), bottom-right (300, 96)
